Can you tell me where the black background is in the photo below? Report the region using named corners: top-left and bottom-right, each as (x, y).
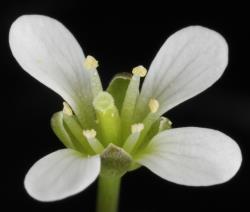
top-left (1, 1), bottom-right (250, 212)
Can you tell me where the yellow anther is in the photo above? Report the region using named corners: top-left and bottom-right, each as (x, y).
top-left (131, 123), bottom-right (144, 134)
top-left (62, 102), bottom-right (73, 116)
top-left (83, 129), bottom-right (97, 139)
top-left (148, 98), bottom-right (159, 113)
top-left (83, 55), bottom-right (99, 70)
top-left (132, 65), bottom-right (147, 77)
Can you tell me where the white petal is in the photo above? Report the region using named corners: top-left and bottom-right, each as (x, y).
top-left (136, 26), bottom-right (228, 118)
top-left (9, 15), bottom-right (94, 126)
top-left (136, 127), bottom-right (242, 186)
top-left (24, 149), bottom-right (100, 201)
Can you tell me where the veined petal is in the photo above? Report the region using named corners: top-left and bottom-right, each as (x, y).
top-left (9, 15), bottom-right (95, 127)
top-left (136, 127), bottom-right (241, 186)
top-left (136, 26), bottom-right (228, 118)
top-left (24, 149), bottom-right (100, 201)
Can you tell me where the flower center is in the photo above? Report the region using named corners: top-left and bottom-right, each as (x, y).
top-left (51, 55), bottom-right (172, 157)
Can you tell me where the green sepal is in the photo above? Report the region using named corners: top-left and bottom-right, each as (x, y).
top-left (158, 116), bottom-right (172, 132)
top-left (131, 112), bottom-right (159, 154)
top-left (133, 116), bottom-right (173, 156)
top-left (128, 162), bottom-right (141, 171)
top-left (139, 116), bottom-right (172, 148)
top-left (145, 117), bottom-right (161, 143)
top-left (50, 112), bottom-right (75, 149)
top-left (107, 72), bottom-right (132, 112)
top-left (63, 113), bottom-right (95, 155)
top-left (74, 98), bottom-right (97, 129)
top-left (100, 143), bottom-right (132, 178)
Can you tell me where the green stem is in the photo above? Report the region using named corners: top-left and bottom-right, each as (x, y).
top-left (96, 175), bottom-right (121, 212)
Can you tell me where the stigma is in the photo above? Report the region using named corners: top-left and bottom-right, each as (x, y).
top-left (83, 55), bottom-right (99, 70)
top-left (132, 65), bottom-right (147, 77)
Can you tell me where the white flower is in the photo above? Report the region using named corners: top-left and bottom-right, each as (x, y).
top-left (9, 15), bottom-right (242, 202)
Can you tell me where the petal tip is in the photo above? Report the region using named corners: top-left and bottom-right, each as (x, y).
top-left (137, 127), bottom-right (242, 187)
top-left (23, 149), bottom-right (101, 202)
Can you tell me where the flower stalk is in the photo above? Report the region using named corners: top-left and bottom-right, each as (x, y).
top-left (96, 175), bottom-right (121, 212)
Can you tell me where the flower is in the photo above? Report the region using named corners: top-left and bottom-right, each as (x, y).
top-left (9, 15), bottom-right (242, 202)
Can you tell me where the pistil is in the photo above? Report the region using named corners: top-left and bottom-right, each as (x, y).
top-left (93, 92), bottom-right (121, 146)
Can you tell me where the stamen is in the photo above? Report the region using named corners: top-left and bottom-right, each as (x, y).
top-left (63, 111), bottom-right (95, 154)
top-left (132, 65), bottom-right (147, 77)
top-left (131, 101), bottom-right (160, 154)
top-left (121, 66), bottom-right (146, 140)
top-left (83, 129), bottom-right (97, 139)
top-left (83, 55), bottom-right (103, 97)
top-left (123, 123), bottom-right (144, 153)
top-left (148, 98), bottom-right (159, 113)
top-left (131, 123), bottom-right (144, 134)
top-left (83, 129), bottom-right (104, 153)
top-left (62, 102), bottom-right (73, 116)
top-left (83, 55), bottom-right (99, 70)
